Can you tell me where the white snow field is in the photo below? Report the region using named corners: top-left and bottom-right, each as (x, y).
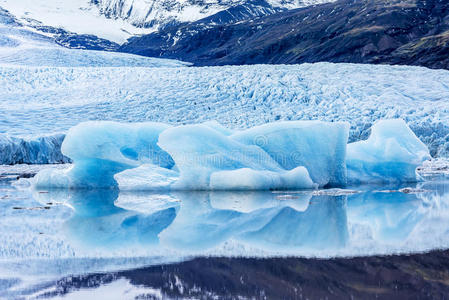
top-left (0, 16), bottom-right (189, 67)
top-left (0, 0), bottom-right (154, 43)
top-left (1, 62), bottom-right (449, 163)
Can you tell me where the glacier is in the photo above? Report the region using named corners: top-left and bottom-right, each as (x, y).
top-left (1, 62), bottom-right (449, 165)
top-left (0, 16), bottom-right (186, 165)
top-left (0, 133), bottom-right (69, 164)
top-left (33, 119), bottom-right (430, 191)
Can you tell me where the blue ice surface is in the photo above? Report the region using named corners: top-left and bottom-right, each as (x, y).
top-left (60, 121), bottom-right (174, 188)
top-left (32, 119), bottom-right (429, 191)
top-left (347, 119), bottom-right (431, 183)
top-left (232, 121), bottom-right (349, 187)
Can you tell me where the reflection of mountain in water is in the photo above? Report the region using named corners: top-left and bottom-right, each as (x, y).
top-left (27, 251), bottom-right (449, 299)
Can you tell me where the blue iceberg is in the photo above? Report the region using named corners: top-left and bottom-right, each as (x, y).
top-left (158, 123), bottom-right (317, 190)
top-left (33, 119), bottom-right (431, 190)
top-left (232, 121), bottom-right (349, 187)
top-left (347, 119), bottom-right (431, 183)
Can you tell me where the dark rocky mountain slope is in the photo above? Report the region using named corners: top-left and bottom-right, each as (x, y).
top-left (120, 0), bottom-right (449, 69)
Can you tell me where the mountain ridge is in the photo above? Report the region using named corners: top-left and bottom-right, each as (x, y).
top-left (119, 0), bottom-right (449, 70)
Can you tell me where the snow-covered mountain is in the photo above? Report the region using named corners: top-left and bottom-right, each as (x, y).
top-left (0, 7), bottom-right (188, 67)
top-left (0, 0), bottom-right (334, 44)
top-left (92, 0), bottom-right (334, 28)
top-left (0, 0), bottom-right (154, 43)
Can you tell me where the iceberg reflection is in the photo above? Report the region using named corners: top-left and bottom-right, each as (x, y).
top-left (34, 189), bottom-right (349, 253)
top-left (32, 180), bottom-right (449, 256)
top-left (347, 189), bottom-right (424, 243)
top-left (159, 191), bottom-right (348, 251)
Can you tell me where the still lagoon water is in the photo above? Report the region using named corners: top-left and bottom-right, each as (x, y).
top-left (1, 167), bottom-right (449, 299)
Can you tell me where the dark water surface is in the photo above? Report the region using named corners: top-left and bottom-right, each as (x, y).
top-left (25, 251), bottom-right (449, 299)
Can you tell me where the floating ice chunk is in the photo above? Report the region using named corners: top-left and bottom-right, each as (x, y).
top-left (33, 167), bottom-right (71, 189)
top-left (347, 119), bottom-right (431, 183)
top-left (232, 121), bottom-right (349, 187)
top-left (61, 121), bottom-right (173, 188)
top-left (158, 124), bottom-right (286, 190)
top-left (33, 122), bottom-right (173, 189)
top-left (209, 167), bottom-right (315, 190)
top-left (32, 119), bottom-right (430, 190)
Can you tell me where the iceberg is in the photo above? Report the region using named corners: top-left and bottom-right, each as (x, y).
top-left (347, 119), bottom-right (431, 183)
top-left (232, 121), bottom-right (349, 187)
top-left (158, 123), bottom-right (315, 190)
top-left (35, 121), bottom-right (173, 189)
top-left (32, 119), bottom-right (430, 191)
top-left (209, 167), bottom-right (314, 191)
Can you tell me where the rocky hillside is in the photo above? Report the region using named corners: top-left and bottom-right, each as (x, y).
top-left (120, 0), bottom-right (449, 69)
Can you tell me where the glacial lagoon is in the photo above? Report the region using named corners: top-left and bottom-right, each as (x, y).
top-left (1, 169), bottom-right (449, 298)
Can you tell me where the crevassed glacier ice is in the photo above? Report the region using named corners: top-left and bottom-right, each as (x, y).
top-left (2, 63), bottom-right (448, 157)
top-left (347, 119), bottom-right (431, 183)
top-left (32, 119), bottom-right (430, 190)
top-left (0, 133), bottom-right (69, 164)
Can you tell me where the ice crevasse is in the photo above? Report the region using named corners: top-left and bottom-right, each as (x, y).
top-left (33, 119), bottom-right (431, 190)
